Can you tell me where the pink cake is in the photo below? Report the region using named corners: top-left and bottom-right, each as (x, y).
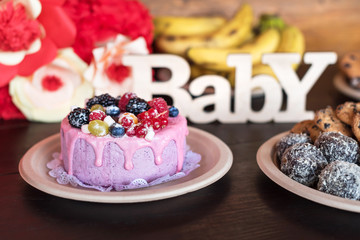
top-left (59, 93), bottom-right (189, 189)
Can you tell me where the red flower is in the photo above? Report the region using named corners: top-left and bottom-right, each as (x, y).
top-left (0, 2), bottom-right (41, 52)
top-left (63, 0), bottom-right (153, 64)
top-left (0, 0), bottom-right (76, 88)
top-left (0, 85), bottom-right (25, 120)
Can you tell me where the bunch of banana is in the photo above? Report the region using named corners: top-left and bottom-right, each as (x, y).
top-left (251, 25), bottom-right (306, 80)
top-left (154, 4), bottom-right (254, 57)
top-left (184, 13), bottom-right (305, 86)
top-left (153, 5), bottom-right (306, 87)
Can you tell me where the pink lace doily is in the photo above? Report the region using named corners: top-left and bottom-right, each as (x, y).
top-left (47, 150), bottom-right (201, 192)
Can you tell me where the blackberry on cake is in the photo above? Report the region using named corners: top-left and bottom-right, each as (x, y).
top-left (68, 107), bottom-right (90, 128)
top-left (126, 97), bottom-right (151, 116)
top-left (281, 143), bottom-right (328, 186)
top-left (86, 93), bottom-right (117, 109)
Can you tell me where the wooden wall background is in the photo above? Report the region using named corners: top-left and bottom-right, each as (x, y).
top-left (140, 0), bottom-right (360, 58)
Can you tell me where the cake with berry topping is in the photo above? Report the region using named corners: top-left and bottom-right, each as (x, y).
top-left (60, 93), bottom-right (191, 189)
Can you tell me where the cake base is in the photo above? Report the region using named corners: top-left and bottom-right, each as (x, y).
top-left (48, 150), bottom-right (201, 192)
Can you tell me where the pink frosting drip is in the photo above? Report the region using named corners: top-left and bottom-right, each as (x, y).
top-left (61, 115), bottom-right (189, 175)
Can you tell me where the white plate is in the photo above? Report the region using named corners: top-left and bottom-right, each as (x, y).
top-left (19, 127), bottom-right (233, 203)
top-left (333, 73), bottom-right (360, 100)
top-left (257, 131), bottom-right (360, 213)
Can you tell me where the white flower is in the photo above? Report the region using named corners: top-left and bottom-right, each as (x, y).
top-left (84, 34), bottom-right (149, 96)
top-left (9, 48), bottom-right (94, 122)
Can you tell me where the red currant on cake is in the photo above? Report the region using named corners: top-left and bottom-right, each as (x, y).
top-left (137, 108), bottom-right (158, 121)
top-left (160, 117), bottom-right (168, 128)
top-left (135, 125), bottom-right (148, 138)
top-left (141, 119), bottom-right (153, 128)
top-left (152, 118), bottom-right (161, 130)
top-left (126, 126), bottom-right (137, 137)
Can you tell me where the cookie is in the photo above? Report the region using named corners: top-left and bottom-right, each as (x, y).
top-left (339, 51), bottom-right (360, 89)
top-left (335, 102), bottom-right (360, 125)
top-left (307, 123), bottom-right (322, 142)
top-left (314, 106), bottom-right (352, 137)
top-left (290, 119), bottom-right (322, 142)
top-left (351, 112), bottom-right (360, 141)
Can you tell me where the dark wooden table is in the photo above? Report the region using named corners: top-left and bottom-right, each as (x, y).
top-left (1, 64), bottom-right (359, 240)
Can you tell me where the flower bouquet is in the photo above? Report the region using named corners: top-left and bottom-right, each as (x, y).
top-left (0, 0), bottom-right (153, 122)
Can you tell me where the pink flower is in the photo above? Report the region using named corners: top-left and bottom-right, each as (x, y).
top-left (0, 0), bottom-right (76, 87)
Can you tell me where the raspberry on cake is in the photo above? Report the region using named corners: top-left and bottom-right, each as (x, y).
top-left (60, 93), bottom-right (191, 189)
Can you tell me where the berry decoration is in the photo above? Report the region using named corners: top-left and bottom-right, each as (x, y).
top-left (86, 96), bottom-right (100, 109)
top-left (86, 93), bottom-right (116, 109)
top-left (169, 106), bottom-right (179, 117)
top-left (141, 119), bottom-right (153, 128)
top-left (90, 104), bottom-right (105, 112)
top-left (135, 125), bottom-right (148, 138)
top-left (126, 126), bottom-right (137, 137)
top-left (148, 97), bottom-right (169, 117)
top-left (152, 118), bottom-right (161, 130)
top-left (89, 110), bottom-right (106, 121)
top-left (126, 97), bottom-right (150, 116)
top-left (160, 118), bottom-right (168, 128)
top-left (106, 105), bottom-right (120, 117)
top-left (137, 108), bottom-right (158, 122)
top-left (109, 123), bottom-right (126, 138)
top-left (70, 92), bottom-right (177, 138)
top-left (68, 107), bottom-right (90, 128)
top-left (118, 92), bottom-right (137, 111)
top-left (97, 93), bottom-right (117, 107)
top-left (118, 113), bottom-right (138, 129)
top-left (88, 120), bottom-right (109, 137)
